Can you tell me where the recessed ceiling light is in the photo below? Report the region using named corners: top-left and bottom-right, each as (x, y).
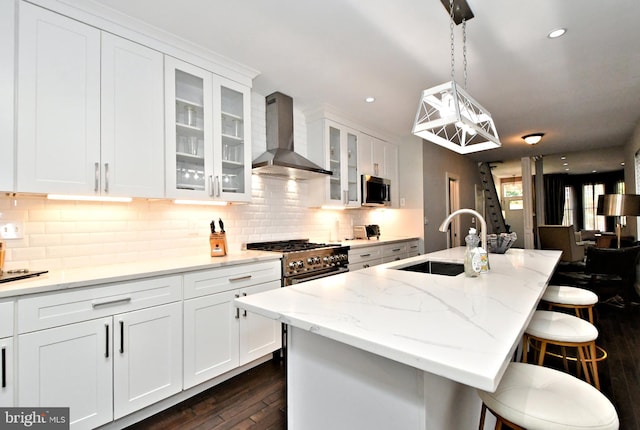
top-left (365, 97), bottom-right (376, 103)
top-left (548, 28), bottom-right (567, 39)
top-left (621, 162), bottom-right (625, 166)
top-left (565, 168), bottom-right (570, 171)
top-left (563, 162), bottom-right (568, 166)
top-left (560, 156), bottom-right (566, 160)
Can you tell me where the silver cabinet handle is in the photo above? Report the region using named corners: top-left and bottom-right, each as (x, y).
top-left (229, 275), bottom-right (252, 282)
top-left (94, 162), bottom-right (100, 192)
top-left (215, 176), bottom-right (221, 197)
top-left (360, 253), bottom-right (371, 258)
top-left (392, 248), bottom-right (401, 252)
top-left (92, 297), bottom-right (131, 308)
top-left (208, 175), bottom-right (214, 197)
top-left (104, 163), bottom-right (109, 193)
top-left (234, 294), bottom-right (240, 319)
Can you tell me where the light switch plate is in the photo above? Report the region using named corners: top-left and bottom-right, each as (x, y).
top-left (0, 221), bottom-right (24, 239)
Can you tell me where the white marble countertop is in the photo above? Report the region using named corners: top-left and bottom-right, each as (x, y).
top-left (235, 247), bottom-right (561, 391)
top-left (340, 236), bottom-right (419, 249)
top-left (0, 250), bottom-right (281, 299)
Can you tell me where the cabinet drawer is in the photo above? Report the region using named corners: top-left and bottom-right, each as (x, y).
top-left (18, 275), bottom-right (182, 333)
top-left (183, 260), bottom-right (281, 299)
top-left (347, 258), bottom-right (381, 271)
top-left (348, 246), bottom-right (383, 265)
top-left (382, 242), bottom-right (408, 258)
top-left (406, 240), bottom-right (420, 255)
top-left (0, 301), bottom-right (13, 338)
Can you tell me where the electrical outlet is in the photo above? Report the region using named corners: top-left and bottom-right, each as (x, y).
top-left (0, 221), bottom-right (24, 239)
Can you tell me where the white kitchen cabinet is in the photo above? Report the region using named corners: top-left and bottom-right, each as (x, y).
top-left (0, 0), bottom-right (15, 192)
top-left (113, 302), bottom-right (182, 419)
top-left (0, 337), bottom-right (14, 407)
top-left (358, 135), bottom-right (399, 207)
top-left (19, 318), bottom-right (114, 429)
top-left (307, 119), bottom-right (359, 208)
top-left (17, 275), bottom-right (182, 429)
top-left (348, 239), bottom-right (420, 271)
top-left (0, 301), bottom-right (14, 407)
top-left (347, 244), bottom-right (384, 271)
top-left (100, 33), bottom-right (164, 198)
top-left (165, 56), bottom-right (252, 203)
top-left (17, 3), bottom-right (164, 198)
top-left (183, 261), bottom-right (281, 389)
top-left (238, 281), bottom-right (282, 365)
top-left (17, 2), bottom-right (100, 194)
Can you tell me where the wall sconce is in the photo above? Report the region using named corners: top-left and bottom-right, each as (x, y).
top-left (522, 133), bottom-right (544, 145)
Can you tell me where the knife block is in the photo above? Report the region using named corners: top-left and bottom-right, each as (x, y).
top-left (210, 233), bottom-right (227, 257)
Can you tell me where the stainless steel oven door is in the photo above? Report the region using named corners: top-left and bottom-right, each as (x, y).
top-left (285, 266), bottom-right (349, 286)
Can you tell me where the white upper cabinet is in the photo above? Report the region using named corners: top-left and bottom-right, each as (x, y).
top-left (100, 33), bottom-right (164, 198)
top-left (17, 2), bottom-right (101, 194)
top-left (307, 119), bottom-right (360, 208)
top-left (166, 57), bottom-right (252, 202)
top-left (358, 134), bottom-right (399, 207)
top-left (17, 3), bottom-right (164, 198)
top-left (0, 0), bottom-right (15, 192)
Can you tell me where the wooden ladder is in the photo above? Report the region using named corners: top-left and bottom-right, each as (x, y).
top-left (478, 162), bottom-right (508, 234)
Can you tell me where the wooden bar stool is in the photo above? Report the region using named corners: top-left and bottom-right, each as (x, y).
top-left (478, 362), bottom-right (618, 429)
top-left (542, 285), bottom-right (598, 324)
top-left (523, 310), bottom-right (601, 390)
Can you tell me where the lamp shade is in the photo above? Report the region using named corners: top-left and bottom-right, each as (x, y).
top-left (597, 194), bottom-right (640, 216)
top-left (412, 81), bottom-right (501, 154)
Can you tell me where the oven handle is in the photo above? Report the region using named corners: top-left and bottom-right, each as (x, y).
top-left (287, 267), bottom-right (349, 285)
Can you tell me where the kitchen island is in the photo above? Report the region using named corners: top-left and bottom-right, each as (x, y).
top-left (235, 247), bottom-right (562, 429)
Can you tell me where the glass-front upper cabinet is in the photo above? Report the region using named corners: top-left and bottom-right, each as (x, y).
top-left (165, 56), bottom-right (251, 202)
top-left (308, 120), bottom-right (359, 208)
top-left (213, 76), bottom-right (251, 201)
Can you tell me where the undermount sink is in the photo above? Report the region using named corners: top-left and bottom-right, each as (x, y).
top-left (395, 261), bottom-right (464, 276)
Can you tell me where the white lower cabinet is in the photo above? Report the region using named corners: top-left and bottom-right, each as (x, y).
top-left (19, 318), bottom-right (113, 429)
top-left (17, 275), bottom-right (183, 429)
top-left (183, 261), bottom-right (282, 389)
top-left (0, 337), bottom-right (14, 407)
top-left (349, 239), bottom-right (420, 271)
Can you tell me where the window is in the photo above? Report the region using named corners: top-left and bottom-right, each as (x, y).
top-left (501, 178), bottom-right (522, 198)
top-left (561, 186), bottom-right (574, 226)
top-left (583, 183), bottom-right (605, 230)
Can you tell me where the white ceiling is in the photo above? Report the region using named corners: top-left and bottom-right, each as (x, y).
top-left (92, 0), bottom-right (639, 176)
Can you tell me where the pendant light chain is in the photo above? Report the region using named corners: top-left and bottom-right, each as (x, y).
top-left (462, 18), bottom-right (467, 89)
top-left (449, 0), bottom-right (455, 80)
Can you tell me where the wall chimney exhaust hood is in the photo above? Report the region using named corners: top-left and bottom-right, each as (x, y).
top-left (252, 92), bottom-right (332, 180)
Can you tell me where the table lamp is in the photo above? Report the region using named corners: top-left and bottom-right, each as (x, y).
top-left (597, 194), bottom-right (640, 248)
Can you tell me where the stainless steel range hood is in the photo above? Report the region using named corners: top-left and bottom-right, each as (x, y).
top-left (252, 92), bottom-right (332, 180)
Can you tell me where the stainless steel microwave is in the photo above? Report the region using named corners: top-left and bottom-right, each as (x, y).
top-left (361, 175), bottom-right (391, 207)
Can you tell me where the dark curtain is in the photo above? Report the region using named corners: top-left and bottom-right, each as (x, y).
top-left (544, 174), bottom-right (567, 225)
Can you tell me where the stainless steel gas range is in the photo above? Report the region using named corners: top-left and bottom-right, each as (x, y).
top-left (246, 239), bottom-right (349, 286)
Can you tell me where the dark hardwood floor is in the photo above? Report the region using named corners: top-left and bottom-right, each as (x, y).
top-left (125, 357), bottom-right (286, 430)
top-left (126, 303), bottom-right (639, 430)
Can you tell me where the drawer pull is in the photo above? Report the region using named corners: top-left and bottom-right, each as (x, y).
top-left (119, 321), bottom-right (124, 354)
top-left (229, 275), bottom-right (252, 282)
top-left (92, 297), bottom-right (132, 308)
top-left (360, 253), bottom-right (371, 258)
top-left (392, 248), bottom-right (401, 252)
top-left (105, 324), bottom-right (110, 358)
top-left (235, 294), bottom-right (240, 319)
top-left (1, 347), bottom-right (5, 388)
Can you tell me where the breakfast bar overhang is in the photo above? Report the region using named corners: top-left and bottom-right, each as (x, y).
top-left (235, 248), bottom-right (562, 429)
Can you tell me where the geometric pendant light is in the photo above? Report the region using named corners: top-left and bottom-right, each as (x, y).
top-left (412, 0), bottom-right (501, 154)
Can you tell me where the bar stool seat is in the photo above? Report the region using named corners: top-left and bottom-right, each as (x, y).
top-left (542, 285), bottom-right (598, 323)
top-left (523, 310), bottom-right (601, 389)
top-left (478, 362), bottom-right (618, 430)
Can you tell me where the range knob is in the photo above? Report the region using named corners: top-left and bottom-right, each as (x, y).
top-left (288, 261), bottom-right (296, 269)
top-left (323, 256), bottom-right (330, 264)
top-left (296, 260), bottom-right (304, 269)
top-left (314, 257), bottom-right (321, 264)
top-left (307, 257), bottom-right (314, 265)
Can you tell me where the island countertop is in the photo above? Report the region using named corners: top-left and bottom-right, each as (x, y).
top-left (235, 247), bottom-right (561, 391)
